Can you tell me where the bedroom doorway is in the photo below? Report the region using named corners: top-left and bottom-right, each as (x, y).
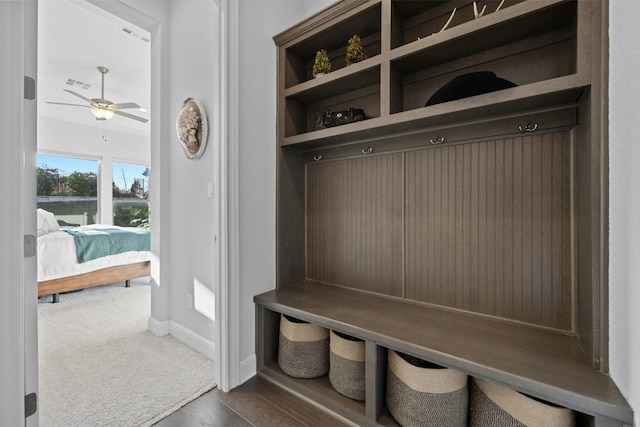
top-left (35, 0), bottom-right (154, 423)
top-left (6, 1), bottom-right (235, 423)
top-left (35, 0), bottom-right (234, 410)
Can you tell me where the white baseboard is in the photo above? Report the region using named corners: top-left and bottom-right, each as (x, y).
top-left (147, 317), bottom-right (215, 361)
top-left (148, 316), bottom-right (170, 336)
top-left (169, 321), bottom-right (216, 361)
top-left (238, 354), bottom-right (256, 386)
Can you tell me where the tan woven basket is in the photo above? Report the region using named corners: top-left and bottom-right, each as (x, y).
top-left (469, 377), bottom-right (575, 427)
top-left (329, 330), bottom-right (366, 401)
top-left (278, 314), bottom-right (329, 378)
top-left (386, 349), bottom-right (468, 427)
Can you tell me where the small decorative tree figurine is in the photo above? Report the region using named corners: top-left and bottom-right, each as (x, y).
top-left (312, 49), bottom-right (331, 78)
top-left (345, 34), bottom-right (367, 66)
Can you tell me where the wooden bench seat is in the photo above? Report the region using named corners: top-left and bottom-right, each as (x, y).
top-left (255, 282), bottom-right (632, 426)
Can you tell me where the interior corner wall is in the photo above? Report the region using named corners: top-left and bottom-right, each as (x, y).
top-left (609, 0), bottom-right (640, 423)
top-left (163, 0), bottom-right (218, 344)
top-left (149, 0), bottom-right (218, 343)
top-left (111, 0), bottom-right (219, 349)
top-left (235, 0), bottom-right (334, 374)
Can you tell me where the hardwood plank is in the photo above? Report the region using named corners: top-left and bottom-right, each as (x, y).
top-left (153, 389), bottom-right (252, 427)
top-left (214, 384), bottom-right (309, 427)
top-left (242, 376), bottom-right (354, 427)
top-left (154, 376), bottom-right (355, 427)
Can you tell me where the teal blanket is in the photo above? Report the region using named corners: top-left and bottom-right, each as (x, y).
top-left (62, 226), bottom-right (150, 263)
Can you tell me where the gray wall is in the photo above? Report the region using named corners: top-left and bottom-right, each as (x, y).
top-left (609, 0), bottom-right (640, 423)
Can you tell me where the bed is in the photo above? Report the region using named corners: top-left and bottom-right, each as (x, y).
top-left (37, 208), bottom-right (151, 303)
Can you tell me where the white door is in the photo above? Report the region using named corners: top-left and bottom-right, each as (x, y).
top-left (23, 1), bottom-right (40, 425)
top-left (0, 1), bottom-right (39, 426)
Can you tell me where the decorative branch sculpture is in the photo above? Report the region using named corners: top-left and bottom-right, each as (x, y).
top-left (438, 7), bottom-right (457, 32)
top-left (473, 2), bottom-right (486, 19)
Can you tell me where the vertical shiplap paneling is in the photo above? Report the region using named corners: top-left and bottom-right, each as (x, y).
top-left (405, 131), bottom-right (573, 330)
top-left (512, 137), bottom-right (523, 322)
top-left (306, 154), bottom-right (404, 296)
top-left (561, 133), bottom-right (574, 330)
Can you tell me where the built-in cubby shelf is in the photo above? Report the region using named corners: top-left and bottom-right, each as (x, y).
top-left (255, 283), bottom-right (633, 426)
top-left (264, 0), bottom-right (631, 425)
top-left (280, 0), bottom-right (580, 140)
top-left (283, 75), bottom-right (585, 148)
top-left (283, 2), bottom-right (382, 88)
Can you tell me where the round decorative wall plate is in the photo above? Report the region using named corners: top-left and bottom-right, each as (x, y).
top-left (175, 97), bottom-right (208, 159)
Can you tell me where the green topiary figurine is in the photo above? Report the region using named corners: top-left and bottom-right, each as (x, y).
top-left (345, 34), bottom-right (367, 66)
top-left (312, 49), bottom-right (331, 77)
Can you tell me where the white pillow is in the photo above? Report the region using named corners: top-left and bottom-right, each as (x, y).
top-left (37, 208), bottom-right (60, 236)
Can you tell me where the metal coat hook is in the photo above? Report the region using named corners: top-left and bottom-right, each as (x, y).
top-left (518, 123), bottom-right (539, 133)
top-left (430, 136), bottom-right (445, 145)
top-left (361, 147), bottom-right (373, 155)
top-left (313, 155), bottom-right (323, 162)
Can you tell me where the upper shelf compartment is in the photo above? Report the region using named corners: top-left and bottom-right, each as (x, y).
top-left (282, 76), bottom-right (586, 148)
top-left (277, 0), bottom-right (583, 145)
top-left (390, 0), bottom-right (525, 50)
top-left (281, 2), bottom-right (381, 89)
top-left (390, 0), bottom-right (578, 114)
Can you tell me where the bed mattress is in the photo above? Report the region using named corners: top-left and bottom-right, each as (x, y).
top-left (38, 225), bottom-right (151, 282)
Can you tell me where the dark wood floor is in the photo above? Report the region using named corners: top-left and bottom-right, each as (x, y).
top-left (153, 375), bottom-right (354, 427)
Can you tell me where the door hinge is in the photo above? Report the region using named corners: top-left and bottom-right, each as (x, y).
top-left (24, 76), bottom-right (36, 100)
top-left (25, 392), bottom-right (37, 418)
top-left (24, 234), bottom-right (36, 258)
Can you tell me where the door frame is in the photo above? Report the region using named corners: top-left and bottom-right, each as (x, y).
top-left (0, 1), bottom-right (38, 426)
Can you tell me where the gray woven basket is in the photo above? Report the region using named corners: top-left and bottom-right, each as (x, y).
top-left (386, 349), bottom-right (468, 427)
top-left (469, 377), bottom-right (575, 427)
top-left (278, 314), bottom-right (329, 379)
top-left (329, 330), bottom-right (366, 401)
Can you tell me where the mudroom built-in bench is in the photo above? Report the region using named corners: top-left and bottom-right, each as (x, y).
top-left (255, 0), bottom-right (633, 425)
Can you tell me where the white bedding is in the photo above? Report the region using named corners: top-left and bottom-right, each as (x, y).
top-left (37, 227), bottom-right (151, 282)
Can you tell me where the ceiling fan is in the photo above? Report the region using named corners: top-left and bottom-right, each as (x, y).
top-left (47, 66), bottom-right (148, 123)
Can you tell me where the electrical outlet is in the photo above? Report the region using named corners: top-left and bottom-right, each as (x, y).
top-left (187, 294), bottom-right (193, 310)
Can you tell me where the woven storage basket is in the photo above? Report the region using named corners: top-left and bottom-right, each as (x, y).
top-left (278, 314), bottom-right (329, 379)
top-left (469, 377), bottom-right (575, 427)
top-left (386, 350), bottom-right (468, 427)
top-left (329, 330), bottom-right (366, 401)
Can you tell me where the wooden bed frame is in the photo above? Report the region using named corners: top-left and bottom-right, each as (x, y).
top-left (38, 261), bottom-right (150, 303)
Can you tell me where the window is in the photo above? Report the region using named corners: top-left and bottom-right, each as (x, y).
top-left (112, 162), bottom-right (149, 228)
top-left (37, 154), bottom-right (98, 225)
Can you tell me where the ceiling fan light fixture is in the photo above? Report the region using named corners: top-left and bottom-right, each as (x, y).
top-left (91, 107), bottom-right (114, 120)
top-left (48, 66), bottom-right (148, 123)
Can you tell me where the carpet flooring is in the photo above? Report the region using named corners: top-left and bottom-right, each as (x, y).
top-left (38, 279), bottom-right (216, 427)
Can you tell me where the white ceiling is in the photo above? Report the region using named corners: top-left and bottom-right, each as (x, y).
top-left (38, 0), bottom-right (151, 136)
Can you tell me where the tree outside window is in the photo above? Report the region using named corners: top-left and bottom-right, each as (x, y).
top-left (36, 154), bottom-right (98, 225)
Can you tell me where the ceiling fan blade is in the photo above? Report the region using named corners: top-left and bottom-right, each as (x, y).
top-left (63, 89), bottom-right (92, 103)
top-left (113, 102), bottom-right (141, 110)
top-left (114, 109), bottom-right (149, 123)
top-left (46, 101), bottom-right (90, 108)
